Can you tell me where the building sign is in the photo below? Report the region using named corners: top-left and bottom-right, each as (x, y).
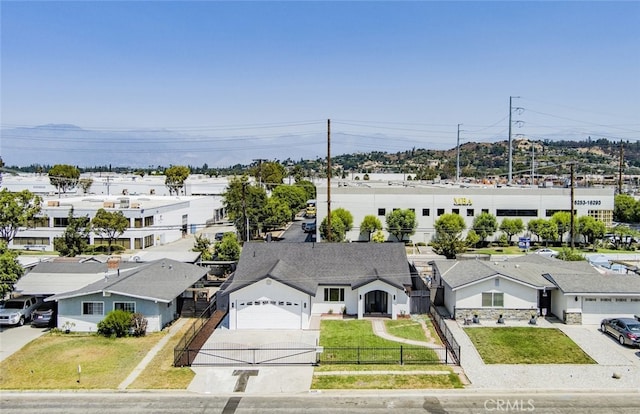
top-left (518, 237), bottom-right (530, 250)
top-left (573, 200), bottom-right (602, 206)
top-left (453, 197), bottom-right (472, 206)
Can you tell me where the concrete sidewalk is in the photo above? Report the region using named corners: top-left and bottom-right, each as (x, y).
top-left (118, 318), bottom-right (188, 390)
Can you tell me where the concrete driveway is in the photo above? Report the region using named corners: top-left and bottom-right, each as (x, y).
top-left (187, 329), bottom-right (320, 395)
top-left (0, 324), bottom-right (49, 362)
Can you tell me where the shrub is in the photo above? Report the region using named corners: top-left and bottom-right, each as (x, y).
top-left (97, 309), bottom-right (132, 337)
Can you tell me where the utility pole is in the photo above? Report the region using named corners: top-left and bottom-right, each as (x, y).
top-left (508, 96), bottom-right (521, 185)
top-left (241, 181), bottom-right (249, 242)
top-left (456, 123), bottom-right (463, 183)
top-left (253, 158), bottom-right (267, 189)
top-left (531, 143), bottom-right (535, 187)
top-left (327, 119), bottom-right (332, 242)
top-left (570, 162), bottom-right (575, 249)
top-left (618, 140), bottom-right (624, 194)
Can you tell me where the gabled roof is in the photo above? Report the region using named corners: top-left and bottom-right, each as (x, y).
top-left (15, 261), bottom-right (142, 296)
top-left (433, 259), bottom-right (554, 290)
top-left (222, 242), bottom-right (412, 296)
top-left (433, 254), bottom-right (640, 295)
top-left (48, 259), bottom-right (207, 303)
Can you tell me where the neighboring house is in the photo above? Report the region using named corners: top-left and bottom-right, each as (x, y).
top-left (431, 254), bottom-right (640, 325)
top-left (47, 259), bottom-right (208, 332)
top-left (218, 242), bottom-right (421, 330)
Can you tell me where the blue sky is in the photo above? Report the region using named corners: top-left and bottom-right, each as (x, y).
top-left (1, 1), bottom-right (639, 167)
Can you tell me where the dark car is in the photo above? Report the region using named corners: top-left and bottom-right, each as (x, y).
top-left (214, 232), bottom-right (225, 241)
top-left (601, 317), bottom-right (640, 347)
top-left (31, 302), bottom-right (57, 328)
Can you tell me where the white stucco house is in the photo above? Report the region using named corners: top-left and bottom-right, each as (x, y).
top-left (431, 254), bottom-right (640, 325)
top-left (218, 242), bottom-right (421, 330)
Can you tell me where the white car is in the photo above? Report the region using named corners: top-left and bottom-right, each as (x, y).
top-left (0, 296), bottom-right (43, 326)
top-left (535, 248), bottom-right (559, 257)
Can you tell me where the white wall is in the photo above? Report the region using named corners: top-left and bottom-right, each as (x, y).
top-left (455, 277), bottom-right (538, 310)
top-left (228, 278), bottom-right (311, 329)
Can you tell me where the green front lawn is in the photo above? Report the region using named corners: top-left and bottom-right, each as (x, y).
top-left (464, 327), bottom-right (596, 364)
top-left (385, 319), bottom-right (430, 342)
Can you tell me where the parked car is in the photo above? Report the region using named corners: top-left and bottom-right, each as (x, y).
top-left (31, 302), bottom-right (57, 328)
top-left (214, 232), bottom-right (225, 241)
top-left (302, 222), bottom-right (316, 233)
top-left (601, 317), bottom-right (640, 347)
top-left (535, 248), bottom-right (559, 257)
top-left (0, 296), bottom-right (43, 326)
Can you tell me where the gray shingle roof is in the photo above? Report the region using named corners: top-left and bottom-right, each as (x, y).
top-left (48, 259), bottom-right (207, 303)
top-left (222, 242), bottom-right (412, 296)
top-left (433, 254), bottom-right (640, 294)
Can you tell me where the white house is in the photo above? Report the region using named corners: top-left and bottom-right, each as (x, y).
top-left (218, 242), bottom-right (418, 330)
top-left (431, 254), bottom-right (640, 325)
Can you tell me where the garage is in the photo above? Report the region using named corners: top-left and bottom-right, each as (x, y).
top-left (235, 299), bottom-right (303, 330)
top-left (581, 297), bottom-right (640, 325)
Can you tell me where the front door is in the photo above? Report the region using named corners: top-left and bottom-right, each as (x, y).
top-left (538, 289), bottom-right (551, 317)
top-left (365, 290), bottom-right (388, 314)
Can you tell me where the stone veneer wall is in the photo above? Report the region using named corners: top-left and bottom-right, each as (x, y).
top-left (455, 308), bottom-right (540, 323)
top-left (563, 311), bottom-right (582, 325)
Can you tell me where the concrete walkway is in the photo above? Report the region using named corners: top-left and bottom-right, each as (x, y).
top-left (118, 318), bottom-right (188, 390)
top-left (371, 319), bottom-right (441, 349)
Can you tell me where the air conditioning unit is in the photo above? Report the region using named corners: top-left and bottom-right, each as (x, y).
top-left (131, 202), bottom-right (141, 209)
top-left (47, 200), bottom-right (60, 207)
top-left (103, 201), bottom-right (115, 208)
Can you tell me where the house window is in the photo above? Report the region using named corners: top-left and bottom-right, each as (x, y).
top-left (378, 208), bottom-right (386, 216)
top-left (114, 302), bottom-right (136, 313)
top-left (452, 209), bottom-right (460, 215)
top-left (481, 292), bottom-right (504, 307)
top-left (422, 208), bottom-right (430, 216)
top-left (437, 208), bottom-right (445, 216)
top-left (585, 298), bottom-right (596, 302)
top-left (615, 298), bottom-right (627, 302)
top-left (324, 288), bottom-right (345, 302)
top-left (82, 301), bottom-right (104, 315)
top-left (482, 209), bottom-right (489, 214)
top-left (467, 209), bottom-right (474, 217)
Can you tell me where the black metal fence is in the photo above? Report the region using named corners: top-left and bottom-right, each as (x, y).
top-left (319, 345), bottom-right (454, 365)
top-left (430, 305), bottom-right (461, 364)
top-left (173, 299), bottom-right (217, 367)
top-left (180, 344), bottom-right (455, 366)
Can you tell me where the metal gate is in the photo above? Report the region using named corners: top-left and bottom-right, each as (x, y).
top-left (185, 342), bottom-right (321, 366)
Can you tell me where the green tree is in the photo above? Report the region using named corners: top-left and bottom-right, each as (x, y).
top-left (0, 241), bottom-right (24, 298)
top-left (333, 208), bottom-right (354, 232)
top-left (576, 216), bottom-right (606, 250)
top-left (472, 212), bottom-right (498, 245)
top-left (527, 218), bottom-right (546, 243)
top-left (271, 185), bottom-right (307, 220)
top-left (215, 232), bottom-right (241, 261)
top-left (499, 218), bottom-right (525, 245)
top-left (78, 178), bottom-right (94, 194)
top-left (48, 164), bottom-right (80, 194)
top-left (551, 211), bottom-right (572, 243)
top-left (537, 220), bottom-right (558, 246)
top-left (192, 235), bottom-right (214, 261)
top-left (295, 179), bottom-right (316, 202)
top-left (319, 213), bottom-right (347, 242)
top-left (164, 165), bottom-right (191, 195)
top-left (431, 213), bottom-right (467, 259)
top-left (223, 176), bottom-right (268, 241)
top-left (465, 229), bottom-right (481, 248)
top-left (262, 197), bottom-right (291, 232)
top-left (53, 207), bottom-right (90, 257)
top-left (253, 161), bottom-right (286, 190)
top-left (0, 189), bottom-right (42, 243)
top-left (360, 215), bottom-right (382, 241)
top-left (91, 208), bottom-right (129, 254)
top-left (385, 209), bottom-right (417, 242)
top-left (614, 194), bottom-right (637, 223)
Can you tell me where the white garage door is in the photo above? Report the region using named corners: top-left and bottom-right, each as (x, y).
top-left (582, 297), bottom-right (640, 325)
top-left (236, 299), bottom-right (302, 329)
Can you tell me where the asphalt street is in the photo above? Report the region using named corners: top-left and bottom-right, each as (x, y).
top-left (1, 391), bottom-right (639, 413)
